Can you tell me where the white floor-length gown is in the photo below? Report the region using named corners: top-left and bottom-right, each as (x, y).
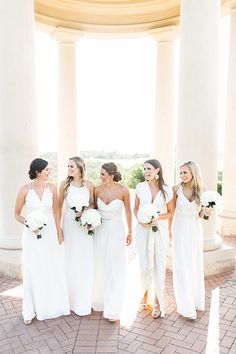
top-left (93, 198), bottom-right (127, 320)
top-left (63, 185), bottom-right (94, 316)
top-left (135, 182), bottom-right (173, 317)
top-left (22, 185), bottom-right (70, 321)
top-left (172, 187), bottom-right (205, 318)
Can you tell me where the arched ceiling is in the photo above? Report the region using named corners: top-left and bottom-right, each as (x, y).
top-left (35, 0), bottom-right (229, 34)
top-left (34, 0), bottom-right (180, 33)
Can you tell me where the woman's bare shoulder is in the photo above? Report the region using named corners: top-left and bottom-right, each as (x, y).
top-left (173, 185), bottom-right (179, 193)
top-left (85, 179), bottom-right (95, 189)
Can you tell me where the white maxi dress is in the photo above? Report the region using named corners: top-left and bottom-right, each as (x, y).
top-left (63, 185), bottom-right (94, 316)
top-left (135, 182), bottom-right (173, 317)
top-left (172, 187), bottom-right (205, 318)
top-left (93, 198), bottom-right (127, 320)
top-left (22, 185), bottom-right (70, 321)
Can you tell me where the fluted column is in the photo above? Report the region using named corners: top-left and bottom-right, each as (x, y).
top-left (219, 1), bottom-right (236, 236)
top-left (52, 28), bottom-right (82, 183)
top-left (0, 0), bottom-right (38, 277)
top-left (151, 26), bottom-right (178, 186)
top-left (176, 0), bottom-right (235, 274)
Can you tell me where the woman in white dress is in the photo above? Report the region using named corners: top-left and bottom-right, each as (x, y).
top-left (59, 156), bottom-right (95, 316)
top-left (134, 159), bottom-right (174, 319)
top-left (93, 162), bottom-right (132, 322)
top-left (171, 161), bottom-right (205, 320)
top-left (15, 158), bottom-right (70, 324)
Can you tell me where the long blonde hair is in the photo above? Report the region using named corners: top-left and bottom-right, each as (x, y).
top-left (180, 161), bottom-right (202, 205)
top-left (64, 156), bottom-right (86, 197)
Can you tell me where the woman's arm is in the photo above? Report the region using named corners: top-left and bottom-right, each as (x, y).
top-left (14, 185), bottom-right (28, 225)
top-left (94, 187), bottom-right (99, 209)
top-left (167, 187), bottom-right (178, 239)
top-left (123, 187), bottom-right (133, 245)
top-left (86, 180), bottom-right (95, 209)
top-left (58, 181), bottom-right (66, 217)
top-left (50, 183), bottom-right (63, 244)
top-left (157, 198), bottom-right (175, 221)
top-left (133, 195), bottom-right (140, 220)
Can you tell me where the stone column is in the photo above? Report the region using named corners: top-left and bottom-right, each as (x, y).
top-left (150, 26), bottom-right (178, 186)
top-left (218, 1), bottom-right (236, 236)
top-left (176, 0), bottom-right (235, 274)
top-left (0, 0), bottom-right (38, 277)
top-left (52, 28), bottom-right (82, 183)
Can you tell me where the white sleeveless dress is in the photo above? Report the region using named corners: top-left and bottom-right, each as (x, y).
top-left (135, 182), bottom-right (173, 317)
top-left (22, 186), bottom-right (70, 321)
top-left (93, 198), bottom-right (127, 320)
top-left (172, 187), bottom-right (205, 318)
top-left (63, 185), bottom-right (94, 316)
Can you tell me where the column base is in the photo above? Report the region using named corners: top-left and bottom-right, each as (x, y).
top-left (203, 243), bottom-right (235, 276)
top-left (203, 234), bottom-right (223, 251)
top-left (0, 237), bottom-right (22, 250)
top-left (167, 242), bottom-right (235, 276)
top-left (0, 248), bottom-right (22, 279)
top-left (217, 211), bottom-right (236, 236)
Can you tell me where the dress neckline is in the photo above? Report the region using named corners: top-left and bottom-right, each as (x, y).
top-left (98, 197), bottom-right (123, 206)
top-left (145, 181), bottom-right (161, 203)
top-left (30, 182), bottom-right (49, 202)
top-left (70, 183), bottom-right (85, 189)
top-left (70, 184), bottom-right (89, 193)
top-left (180, 187), bottom-right (195, 204)
top-left (32, 186), bottom-right (48, 202)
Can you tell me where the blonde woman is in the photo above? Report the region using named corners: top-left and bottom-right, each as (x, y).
top-left (171, 161), bottom-right (205, 320)
top-left (134, 159), bottom-right (174, 319)
top-left (59, 156), bottom-right (95, 316)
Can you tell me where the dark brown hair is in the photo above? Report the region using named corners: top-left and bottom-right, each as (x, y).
top-left (28, 158), bottom-right (48, 180)
top-left (102, 162), bottom-right (122, 182)
top-left (145, 159), bottom-right (167, 200)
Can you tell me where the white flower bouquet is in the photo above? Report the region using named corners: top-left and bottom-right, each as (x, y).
top-left (24, 210), bottom-right (47, 239)
top-left (68, 196), bottom-right (89, 221)
top-left (80, 209), bottom-right (102, 236)
top-left (200, 190), bottom-right (222, 220)
top-left (137, 203), bottom-right (160, 232)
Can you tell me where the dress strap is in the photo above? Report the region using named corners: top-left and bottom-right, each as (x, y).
top-left (176, 186), bottom-right (182, 196)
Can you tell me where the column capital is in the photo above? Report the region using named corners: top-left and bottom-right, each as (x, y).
top-left (149, 25), bottom-right (178, 43)
top-left (51, 27), bottom-right (83, 43)
top-left (223, 0), bottom-right (236, 11)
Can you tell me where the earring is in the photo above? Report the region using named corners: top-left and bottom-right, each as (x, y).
top-left (155, 173), bottom-right (159, 180)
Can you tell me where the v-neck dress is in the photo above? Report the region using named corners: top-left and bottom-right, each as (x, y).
top-left (92, 198), bottom-right (127, 320)
top-left (172, 187), bottom-right (205, 318)
top-left (22, 185), bottom-right (70, 321)
top-left (135, 181), bottom-right (173, 317)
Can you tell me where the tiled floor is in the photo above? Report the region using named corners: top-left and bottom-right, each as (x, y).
top-left (0, 238), bottom-right (235, 354)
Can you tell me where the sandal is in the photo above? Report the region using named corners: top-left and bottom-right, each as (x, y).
top-left (24, 319), bottom-right (32, 325)
top-left (152, 304), bottom-right (161, 319)
top-left (140, 297), bottom-right (148, 311)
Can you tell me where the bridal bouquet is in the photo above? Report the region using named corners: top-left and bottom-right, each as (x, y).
top-left (24, 210), bottom-right (47, 239)
top-left (137, 203), bottom-right (160, 232)
top-left (80, 209), bottom-right (102, 236)
top-left (68, 196), bottom-right (89, 221)
top-left (200, 190), bottom-right (222, 220)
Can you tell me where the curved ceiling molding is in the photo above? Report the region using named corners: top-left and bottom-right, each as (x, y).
top-left (34, 0), bottom-right (180, 33)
